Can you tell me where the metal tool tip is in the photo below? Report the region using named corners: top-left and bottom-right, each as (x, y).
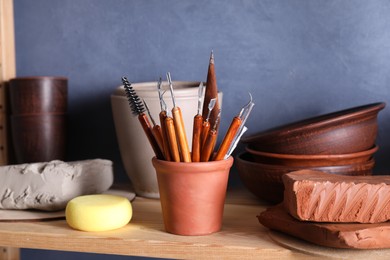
top-left (210, 51), bottom-right (214, 64)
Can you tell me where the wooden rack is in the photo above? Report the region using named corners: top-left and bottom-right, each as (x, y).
top-left (0, 189), bottom-right (313, 259)
top-left (0, 0), bottom-right (17, 259)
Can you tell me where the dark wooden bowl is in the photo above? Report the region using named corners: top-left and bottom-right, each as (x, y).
top-left (9, 76), bottom-right (68, 115)
top-left (10, 114), bottom-right (67, 163)
top-left (241, 102), bottom-right (385, 155)
top-left (235, 152), bottom-right (374, 204)
top-left (245, 145), bottom-right (378, 167)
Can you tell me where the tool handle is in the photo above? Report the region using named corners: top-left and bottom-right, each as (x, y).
top-left (172, 107), bottom-right (191, 162)
top-left (200, 120), bottom-right (210, 150)
top-left (138, 113), bottom-right (164, 159)
top-left (165, 116), bottom-right (181, 162)
top-left (200, 129), bottom-right (217, 162)
top-left (159, 111), bottom-right (172, 161)
top-left (191, 114), bottom-right (203, 162)
top-left (214, 117), bottom-right (242, 161)
top-left (152, 125), bottom-right (165, 159)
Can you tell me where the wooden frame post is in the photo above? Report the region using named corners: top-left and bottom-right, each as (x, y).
top-left (0, 0), bottom-right (15, 164)
top-left (0, 0), bottom-right (18, 259)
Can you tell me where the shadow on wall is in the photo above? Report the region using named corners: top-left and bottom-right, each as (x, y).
top-left (66, 96), bottom-right (129, 183)
top-left (374, 111), bottom-right (390, 175)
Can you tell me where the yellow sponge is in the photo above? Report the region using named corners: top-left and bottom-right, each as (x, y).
top-left (65, 194), bottom-right (132, 232)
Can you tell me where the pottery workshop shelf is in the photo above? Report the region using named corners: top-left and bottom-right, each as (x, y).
top-left (0, 189), bottom-right (312, 259)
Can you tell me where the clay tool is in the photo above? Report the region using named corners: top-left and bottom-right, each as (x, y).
top-left (202, 51), bottom-right (220, 132)
top-left (121, 77), bottom-right (164, 159)
top-left (143, 99), bottom-right (165, 159)
top-left (167, 72), bottom-right (191, 162)
top-left (214, 93), bottom-right (254, 161)
top-left (200, 110), bottom-right (220, 162)
top-left (200, 98), bottom-right (216, 149)
top-left (157, 78), bottom-right (172, 161)
top-left (213, 112), bottom-right (242, 161)
top-left (165, 113), bottom-right (181, 162)
top-left (162, 91), bottom-right (180, 162)
top-left (226, 93), bottom-right (254, 157)
top-left (191, 82), bottom-right (205, 162)
top-left (162, 82), bottom-right (180, 162)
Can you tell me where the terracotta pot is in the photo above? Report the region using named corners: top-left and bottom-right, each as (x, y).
top-left (152, 156), bottom-right (233, 236)
top-left (10, 114), bottom-right (66, 163)
top-left (236, 152), bottom-right (374, 204)
top-left (9, 76), bottom-right (67, 115)
top-left (246, 145), bottom-right (378, 167)
top-left (241, 102), bottom-right (385, 155)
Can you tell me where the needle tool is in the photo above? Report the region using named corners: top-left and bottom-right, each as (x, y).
top-left (200, 109), bottom-right (221, 162)
top-left (217, 93), bottom-right (255, 160)
top-left (167, 72), bottom-right (191, 162)
top-left (121, 77), bottom-right (164, 159)
top-left (157, 78), bottom-right (172, 161)
top-left (200, 98), bottom-right (217, 149)
top-left (191, 82), bottom-right (205, 162)
top-left (143, 99), bottom-right (164, 159)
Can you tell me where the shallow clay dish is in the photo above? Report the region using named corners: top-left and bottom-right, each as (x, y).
top-left (246, 145), bottom-right (378, 167)
top-left (235, 152), bottom-right (374, 204)
top-left (241, 102), bottom-right (385, 155)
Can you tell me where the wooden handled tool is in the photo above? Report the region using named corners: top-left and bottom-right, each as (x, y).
top-left (220, 93), bottom-right (255, 160)
top-left (159, 111), bottom-right (172, 161)
top-left (214, 116), bottom-right (242, 161)
top-left (165, 116), bottom-right (180, 162)
top-left (172, 106), bottom-right (191, 162)
top-left (200, 129), bottom-right (217, 162)
top-left (191, 114), bottom-right (203, 162)
top-left (122, 77), bottom-right (164, 159)
top-left (143, 99), bottom-right (165, 159)
top-left (138, 114), bottom-right (164, 160)
top-left (191, 82), bottom-right (205, 162)
top-left (200, 98), bottom-right (216, 150)
top-left (156, 78), bottom-right (172, 161)
top-left (202, 51), bottom-right (220, 132)
top-left (151, 125), bottom-right (164, 157)
top-left (167, 72), bottom-right (191, 162)
top-left (200, 110), bottom-right (220, 162)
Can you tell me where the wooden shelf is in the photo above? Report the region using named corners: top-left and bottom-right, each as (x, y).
top-left (0, 189), bottom-right (312, 259)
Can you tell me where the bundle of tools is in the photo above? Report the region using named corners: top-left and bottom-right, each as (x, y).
top-left (122, 52), bottom-right (254, 162)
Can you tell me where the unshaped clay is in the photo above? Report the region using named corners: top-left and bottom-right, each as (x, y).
top-left (0, 159), bottom-right (114, 211)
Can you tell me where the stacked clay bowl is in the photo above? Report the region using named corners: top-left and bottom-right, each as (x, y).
top-left (237, 102), bottom-right (386, 204)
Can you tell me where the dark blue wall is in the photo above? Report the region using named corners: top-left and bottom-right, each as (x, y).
top-left (13, 0), bottom-right (390, 259)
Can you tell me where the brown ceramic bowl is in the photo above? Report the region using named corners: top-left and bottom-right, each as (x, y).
top-left (235, 152), bottom-right (374, 204)
top-left (9, 76), bottom-right (68, 115)
top-left (241, 102), bottom-right (385, 155)
top-left (245, 145), bottom-right (378, 167)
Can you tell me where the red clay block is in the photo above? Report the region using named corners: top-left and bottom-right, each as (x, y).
top-left (283, 170), bottom-right (390, 223)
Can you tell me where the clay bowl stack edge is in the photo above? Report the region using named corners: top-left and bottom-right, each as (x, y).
top-left (245, 145), bottom-right (378, 167)
top-left (241, 102), bottom-right (385, 155)
top-left (236, 102), bottom-right (385, 203)
top-left (236, 152), bottom-right (375, 204)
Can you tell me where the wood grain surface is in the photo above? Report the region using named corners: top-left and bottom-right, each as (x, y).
top-left (0, 0), bottom-right (16, 258)
top-left (0, 189), bottom-right (314, 259)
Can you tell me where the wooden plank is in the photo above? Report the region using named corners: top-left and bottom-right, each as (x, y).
top-left (0, 0), bottom-right (15, 165)
top-left (0, 191), bottom-right (313, 259)
top-left (0, 248), bottom-right (19, 260)
top-left (0, 1), bottom-right (17, 259)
